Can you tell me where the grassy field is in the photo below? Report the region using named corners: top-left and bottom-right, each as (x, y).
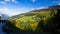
top-left (8, 9), bottom-right (57, 31)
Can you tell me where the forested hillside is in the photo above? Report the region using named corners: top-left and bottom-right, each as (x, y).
top-left (8, 8), bottom-right (57, 30)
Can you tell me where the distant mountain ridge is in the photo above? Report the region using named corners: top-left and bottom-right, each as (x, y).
top-left (48, 5), bottom-right (60, 9)
top-left (2, 14), bottom-right (10, 20)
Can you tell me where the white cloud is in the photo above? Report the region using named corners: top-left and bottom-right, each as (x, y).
top-left (4, 0), bottom-right (10, 2)
top-left (4, 0), bottom-right (13, 2)
top-left (12, 0), bottom-right (19, 3)
top-left (0, 7), bottom-right (10, 15)
top-left (30, 7), bottom-right (48, 11)
top-left (4, 0), bottom-right (19, 4)
top-left (12, 0), bottom-right (15, 2)
top-left (32, 0), bottom-right (36, 2)
top-left (0, 7), bottom-right (18, 16)
top-left (37, 7), bottom-right (48, 9)
top-left (0, 2), bottom-right (6, 4)
top-left (58, 3), bottom-right (60, 5)
top-left (31, 8), bottom-right (35, 10)
top-left (0, 7), bottom-right (30, 16)
top-left (12, 0), bottom-right (19, 4)
top-left (14, 1), bottom-right (19, 4)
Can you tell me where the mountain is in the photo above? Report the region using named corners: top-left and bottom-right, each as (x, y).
top-left (7, 5), bottom-right (59, 31)
top-left (2, 14), bottom-right (10, 20)
top-left (48, 5), bottom-right (60, 9)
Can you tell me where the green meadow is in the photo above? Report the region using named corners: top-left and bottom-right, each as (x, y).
top-left (8, 9), bottom-right (57, 31)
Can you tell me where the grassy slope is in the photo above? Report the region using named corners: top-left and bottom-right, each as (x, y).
top-left (8, 9), bottom-right (57, 31)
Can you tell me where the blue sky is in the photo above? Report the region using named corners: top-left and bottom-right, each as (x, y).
top-left (0, 0), bottom-right (60, 16)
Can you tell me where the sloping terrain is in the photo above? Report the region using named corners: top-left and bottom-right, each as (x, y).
top-left (8, 8), bottom-right (57, 31)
